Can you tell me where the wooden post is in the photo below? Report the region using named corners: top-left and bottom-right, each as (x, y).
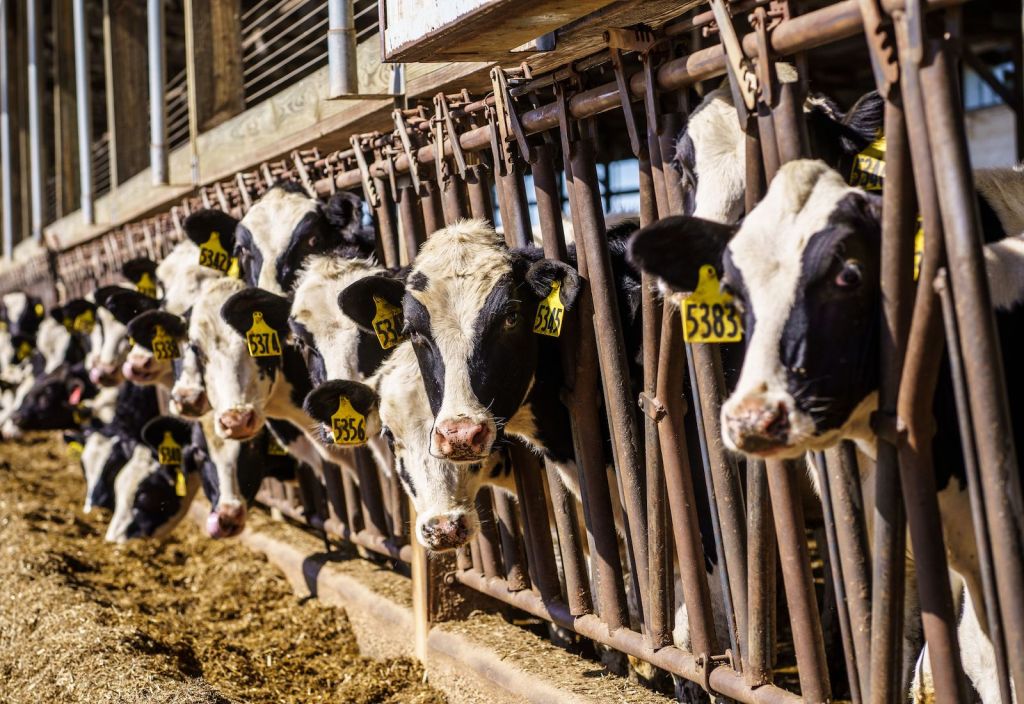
top-left (187, 0), bottom-right (243, 132)
top-left (103, 0), bottom-right (149, 186)
top-left (409, 500), bottom-right (430, 662)
top-left (52, 0), bottom-right (79, 217)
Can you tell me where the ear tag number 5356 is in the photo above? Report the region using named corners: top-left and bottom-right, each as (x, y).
top-left (372, 296), bottom-right (406, 350)
top-left (246, 311), bottom-right (281, 358)
top-left (533, 280), bottom-right (565, 337)
top-left (683, 265), bottom-right (743, 344)
top-left (151, 324), bottom-right (180, 361)
top-left (330, 397), bottom-right (366, 446)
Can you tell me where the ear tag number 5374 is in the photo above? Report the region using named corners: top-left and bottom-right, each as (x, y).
top-left (533, 280), bottom-right (565, 337)
top-left (371, 296), bottom-right (406, 350)
top-left (683, 265), bottom-right (743, 344)
top-left (330, 397), bottom-right (366, 446)
top-left (246, 311), bottom-right (281, 358)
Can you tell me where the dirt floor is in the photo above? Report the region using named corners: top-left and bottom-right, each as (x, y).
top-left (0, 432), bottom-right (445, 704)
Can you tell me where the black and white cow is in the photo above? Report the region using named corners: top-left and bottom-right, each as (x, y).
top-left (8, 362), bottom-right (96, 432)
top-left (629, 158), bottom-right (1024, 703)
top-left (90, 285), bottom-right (160, 387)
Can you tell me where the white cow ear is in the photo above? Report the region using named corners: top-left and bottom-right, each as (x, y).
top-left (628, 215), bottom-right (737, 293)
top-left (525, 260), bottom-right (581, 311)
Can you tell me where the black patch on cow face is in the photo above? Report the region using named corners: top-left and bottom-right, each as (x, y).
top-left (88, 436), bottom-right (130, 511)
top-left (126, 467), bottom-right (180, 538)
top-left (396, 456), bottom-right (417, 498)
top-left (356, 330), bottom-right (389, 378)
top-left (408, 272), bottom-right (428, 291)
top-left (403, 296), bottom-right (445, 416)
top-left (288, 319), bottom-right (327, 386)
top-left (101, 289), bottom-right (160, 326)
top-left (675, 130), bottom-right (698, 216)
top-left (233, 225), bottom-right (262, 289)
top-left (122, 257), bottom-right (158, 285)
top-left (275, 211), bottom-right (334, 293)
top-left (628, 215), bottom-right (739, 292)
top-left (776, 192), bottom-right (882, 432)
top-left (128, 310), bottom-right (188, 350)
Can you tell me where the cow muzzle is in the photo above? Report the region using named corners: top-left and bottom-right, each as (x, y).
top-left (432, 418), bottom-right (493, 462)
top-left (217, 407), bottom-right (259, 439)
top-left (122, 355), bottom-right (159, 383)
top-left (206, 502), bottom-right (246, 539)
top-left (722, 394), bottom-right (794, 456)
top-left (417, 510), bottom-right (476, 551)
top-left (171, 388), bottom-right (210, 418)
top-left (89, 363), bottom-right (123, 387)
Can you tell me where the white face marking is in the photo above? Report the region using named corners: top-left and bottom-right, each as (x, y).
top-left (82, 433), bottom-right (118, 513)
top-left (199, 413), bottom-right (244, 511)
top-left (124, 343), bottom-right (175, 388)
top-left (36, 318), bottom-right (72, 374)
top-left (105, 444), bottom-right (160, 543)
top-left (290, 255), bottom-right (383, 381)
top-left (721, 160), bottom-right (866, 456)
top-left (2, 292), bottom-right (28, 329)
top-left (87, 386), bottom-right (119, 425)
top-left (408, 220), bottom-right (513, 454)
top-left (157, 240), bottom-right (222, 315)
top-left (86, 305), bottom-right (130, 377)
top-left (679, 85), bottom-right (747, 225)
top-left (240, 188), bottom-right (320, 295)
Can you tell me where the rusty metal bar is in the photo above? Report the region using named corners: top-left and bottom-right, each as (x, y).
top-left (420, 179), bottom-right (445, 235)
top-left (373, 175), bottom-right (400, 268)
top-left (508, 443), bottom-right (561, 605)
top-left (396, 185), bottom-right (426, 264)
top-left (353, 449), bottom-right (388, 538)
top-left (464, 163), bottom-right (494, 224)
top-left (745, 459), bottom-right (775, 687)
top-left (544, 460), bottom-right (592, 616)
top-left (474, 488), bottom-right (502, 580)
top-left (493, 488), bottom-right (530, 591)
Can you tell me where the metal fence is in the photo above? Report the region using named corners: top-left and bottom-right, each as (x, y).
top-left (5, 1), bottom-right (1023, 702)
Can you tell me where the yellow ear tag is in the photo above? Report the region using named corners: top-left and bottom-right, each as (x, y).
top-left (198, 231), bottom-right (231, 273)
top-left (158, 430), bottom-right (183, 466)
top-left (267, 433), bottom-right (288, 456)
top-left (175, 469), bottom-right (187, 497)
top-left (67, 440), bottom-right (84, 460)
top-left (136, 272), bottom-right (158, 298)
top-left (227, 256), bottom-right (241, 279)
top-left (371, 296), bottom-right (406, 350)
top-left (330, 397), bottom-right (366, 446)
top-left (0, 320), bottom-right (7, 331)
top-left (682, 265), bottom-right (743, 344)
top-left (849, 133), bottom-right (886, 192)
top-left (62, 317), bottom-right (73, 332)
top-left (34, 303), bottom-right (44, 318)
top-left (533, 280), bottom-right (565, 337)
top-left (16, 340), bottom-right (32, 361)
top-left (73, 309), bottom-right (95, 334)
top-left (245, 311), bottom-right (281, 357)
top-left (913, 217), bottom-right (925, 282)
top-left (151, 324), bottom-right (180, 361)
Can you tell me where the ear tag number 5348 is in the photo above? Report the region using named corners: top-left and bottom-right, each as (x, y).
top-left (533, 280), bottom-right (565, 337)
top-left (246, 311), bottom-right (281, 358)
top-left (330, 397), bottom-right (366, 446)
top-left (683, 265), bottom-right (743, 344)
top-left (371, 296), bottom-right (406, 350)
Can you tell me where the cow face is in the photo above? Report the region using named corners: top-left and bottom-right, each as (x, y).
top-left (341, 220), bottom-right (579, 463)
top-left (124, 310), bottom-right (186, 389)
top-left (90, 287), bottom-right (158, 386)
top-left (2, 292), bottom-right (45, 339)
top-left (10, 366), bottom-right (93, 431)
top-left (157, 240), bottom-right (223, 315)
top-left (630, 160), bottom-right (882, 458)
top-left (233, 185), bottom-right (370, 295)
top-left (288, 255), bottom-right (389, 386)
top-left (105, 444), bottom-right (194, 542)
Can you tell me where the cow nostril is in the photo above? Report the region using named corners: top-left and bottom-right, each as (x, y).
top-left (469, 425), bottom-right (488, 450)
top-left (764, 403), bottom-right (790, 439)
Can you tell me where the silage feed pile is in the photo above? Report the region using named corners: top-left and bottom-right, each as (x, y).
top-left (0, 433), bottom-right (445, 704)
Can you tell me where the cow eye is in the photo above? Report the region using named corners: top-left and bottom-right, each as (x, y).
top-left (503, 311), bottom-right (520, 329)
top-left (835, 260), bottom-right (863, 289)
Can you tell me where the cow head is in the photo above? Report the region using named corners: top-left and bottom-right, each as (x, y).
top-left (91, 286), bottom-right (159, 386)
top-left (2, 292), bottom-right (45, 339)
top-left (630, 160), bottom-right (882, 458)
top-left (157, 239), bottom-right (224, 315)
top-left (105, 443), bottom-right (194, 543)
top-left (124, 310), bottom-right (186, 390)
top-left (122, 257), bottom-right (160, 299)
top-left (232, 185), bottom-right (372, 295)
top-left (10, 364), bottom-right (94, 431)
top-left (340, 220), bottom-right (579, 463)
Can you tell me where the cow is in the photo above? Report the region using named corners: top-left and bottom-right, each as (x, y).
top-left (628, 158), bottom-right (1024, 704)
top-left (89, 285), bottom-right (160, 386)
top-left (8, 362), bottom-right (96, 432)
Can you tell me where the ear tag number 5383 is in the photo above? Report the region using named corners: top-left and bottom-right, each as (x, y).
top-left (246, 311), bottom-right (281, 358)
top-left (372, 296), bottom-right (406, 350)
top-left (330, 397), bottom-right (366, 446)
top-left (151, 324), bottom-right (180, 361)
top-left (683, 265), bottom-right (743, 344)
top-left (533, 280), bottom-right (565, 337)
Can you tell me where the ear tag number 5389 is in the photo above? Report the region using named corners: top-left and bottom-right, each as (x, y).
top-left (151, 324), bottom-right (180, 361)
top-left (158, 431), bottom-right (182, 466)
top-left (533, 280), bottom-right (565, 337)
top-left (330, 397), bottom-right (366, 446)
top-left (246, 311), bottom-right (281, 358)
top-left (371, 296), bottom-right (406, 350)
top-left (683, 265), bottom-right (743, 344)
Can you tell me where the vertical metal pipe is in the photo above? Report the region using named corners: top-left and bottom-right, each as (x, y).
top-left (0, 0), bottom-right (14, 258)
top-left (147, 0), bottom-right (167, 185)
top-left (493, 489), bottom-right (530, 591)
top-left (544, 460), bottom-right (592, 616)
top-left (464, 163), bottom-right (493, 224)
top-left (529, 143), bottom-right (566, 260)
top-left (420, 180), bottom-right (445, 235)
top-left (327, 0), bottom-right (357, 98)
top-left (745, 460), bottom-right (775, 686)
top-left (509, 443), bottom-right (561, 605)
top-left (26, 0), bottom-right (43, 239)
top-left (474, 489), bottom-right (502, 580)
top-left (397, 185), bottom-right (425, 263)
top-left (72, 0), bottom-right (94, 223)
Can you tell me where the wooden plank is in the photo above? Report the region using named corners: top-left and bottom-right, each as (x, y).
top-left (103, 0), bottom-right (150, 186)
top-left (382, 0), bottom-right (618, 63)
top-left (52, 0), bottom-right (78, 218)
top-left (189, 0), bottom-right (244, 131)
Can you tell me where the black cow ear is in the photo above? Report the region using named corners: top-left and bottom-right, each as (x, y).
top-left (525, 260), bottom-right (581, 311)
top-left (128, 310), bottom-right (188, 350)
top-left (183, 209), bottom-right (240, 257)
top-left (628, 215), bottom-right (738, 293)
top-left (49, 304), bottom-right (66, 325)
top-left (141, 416), bottom-right (193, 457)
top-left (339, 275), bottom-right (405, 333)
top-left (324, 191), bottom-right (363, 234)
top-left (220, 288), bottom-right (292, 340)
top-left (122, 257), bottom-right (158, 285)
top-left (101, 289), bottom-right (161, 326)
top-left (304, 380), bottom-right (381, 440)
top-left (93, 285), bottom-right (128, 309)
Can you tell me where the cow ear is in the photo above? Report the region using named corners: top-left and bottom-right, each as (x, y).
top-left (101, 289), bottom-right (161, 326)
top-left (141, 415), bottom-right (193, 456)
top-left (122, 257), bottom-right (158, 285)
top-left (49, 304), bottom-right (65, 325)
top-left (93, 285), bottom-right (128, 309)
top-left (128, 310), bottom-right (188, 350)
top-left (220, 288), bottom-right (292, 340)
top-left (339, 275), bottom-right (405, 333)
top-left (303, 379), bottom-right (381, 443)
top-left (183, 209), bottom-right (240, 254)
top-left (324, 191), bottom-right (363, 234)
top-left (628, 215), bottom-right (738, 292)
top-left (525, 260), bottom-right (581, 311)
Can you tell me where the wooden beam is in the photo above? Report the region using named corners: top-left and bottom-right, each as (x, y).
top-left (103, 0), bottom-right (149, 186)
top-left (52, 0), bottom-right (79, 217)
top-left (188, 0), bottom-right (244, 132)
